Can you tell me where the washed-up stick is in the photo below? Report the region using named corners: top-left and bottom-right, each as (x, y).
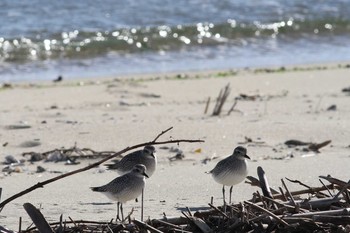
top-left (152, 219), bottom-right (186, 231)
top-left (204, 97), bottom-right (211, 114)
top-left (308, 140), bottom-right (331, 152)
top-left (319, 175), bottom-right (350, 189)
top-left (133, 219), bottom-right (163, 233)
top-left (212, 83), bottom-right (231, 116)
top-left (182, 212), bottom-right (213, 233)
top-left (260, 196), bottom-right (308, 213)
top-left (290, 208), bottom-right (350, 218)
top-left (257, 167), bottom-right (274, 200)
top-left (273, 184), bottom-right (334, 200)
top-left (245, 176), bottom-right (280, 194)
top-left (0, 127), bottom-right (204, 211)
top-left (281, 179), bottom-right (296, 206)
top-left (23, 203), bottom-right (54, 233)
top-left (312, 215), bottom-right (350, 224)
top-left (208, 203), bottom-right (229, 219)
top-left (244, 201), bottom-right (289, 227)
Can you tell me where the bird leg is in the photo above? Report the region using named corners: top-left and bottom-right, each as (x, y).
top-left (120, 203), bottom-right (124, 222)
top-left (141, 188), bottom-right (144, 221)
top-left (116, 202), bottom-right (121, 221)
top-left (229, 186), bottom-right (233, 204)
top-left (222, 185), bottom-right (227, 212)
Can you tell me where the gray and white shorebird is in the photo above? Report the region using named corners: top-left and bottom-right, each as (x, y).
top-left (105, 145), bottom-right (157, 177)
top-left (91, 164), bottom-right (149, 221)
top-left (208, 146), bottom-right (250, 204)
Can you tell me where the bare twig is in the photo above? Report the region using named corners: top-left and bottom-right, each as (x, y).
top-left (281, 179), bottom-right (296, 206)
top-left (244, 201), bottom-right (289, 227)
top-left (204, 97), bottom-right (211, 114)
top-left (0, 127), bottom-right (204, 210)
top-left (208, 203), bottom-right (229, 219)
top-left (133, 219), bottom-right (163, 233)
top-left (212, 83), bottom-right (231, 116)
top-left (227, 99), bottom-right (237, 115)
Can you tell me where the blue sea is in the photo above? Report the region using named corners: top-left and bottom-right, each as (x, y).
top-left (1, 0), bottom-right (350, 82)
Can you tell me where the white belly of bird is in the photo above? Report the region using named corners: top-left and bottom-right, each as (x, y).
top-left (212, 161), bottom-right (248, 186)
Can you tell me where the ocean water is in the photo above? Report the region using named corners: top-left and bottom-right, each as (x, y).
top-left (1, 0), bottom-right (350, 81)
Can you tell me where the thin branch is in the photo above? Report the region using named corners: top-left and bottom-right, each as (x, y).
top-left (152, 126), bottom-right (173, 142)
top-left (285, 177), bottom-right (312, 190)
top-left (244, 201), bottom-right (289, 227)
top-left (0, 127), bottom-right (204, 210)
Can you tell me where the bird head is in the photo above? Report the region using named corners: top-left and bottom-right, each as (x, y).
top-left (233, 146), bottom-right (250, 159)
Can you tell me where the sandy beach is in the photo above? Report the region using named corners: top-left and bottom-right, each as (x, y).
top-left (1, 64), bottom-right (350, 231)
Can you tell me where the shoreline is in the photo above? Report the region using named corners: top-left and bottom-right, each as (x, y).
top-left (1, 61), bottom-right (350, 86)
top-left (1, 62), bottom-right (350, 230)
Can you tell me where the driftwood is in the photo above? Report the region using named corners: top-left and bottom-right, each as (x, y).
top-left (23, 203), bottom-right (54, 233)
top-left (284, 139), bottom-right (332, 152)
top-left (212, 83), bottom-right (231, 116)
top-left (11, 173), bottom-right (349, 233)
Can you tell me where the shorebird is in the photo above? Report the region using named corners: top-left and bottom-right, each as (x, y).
top-left (91, 164), bottom-right (149, 221)
top-left (105, 145), bottom-right (157, 177)
top-left (208, 146), bottom-right (250, 204)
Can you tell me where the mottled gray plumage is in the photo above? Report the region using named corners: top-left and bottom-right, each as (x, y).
top-left (105, 145), bottom-right (157, 177)
top-left (91, 164), bottom-right (148, 221)
top-left (209, 146), bottom-right (250, 204)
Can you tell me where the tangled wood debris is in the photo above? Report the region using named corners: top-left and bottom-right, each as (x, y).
top-left (6, 168), bottom-right (349, 233)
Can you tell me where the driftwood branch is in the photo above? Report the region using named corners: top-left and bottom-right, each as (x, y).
top-left (13, 174), bottom-right (350, 233)
top-left (212, 83), bottom-right (231, 116)
top-left (0, 127), bottom-right (204, 210)
top-left (23, 203), bottom-right (54, 233)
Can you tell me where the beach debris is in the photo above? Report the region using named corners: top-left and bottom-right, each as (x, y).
top-left (3, 155), bottom-right (20, 165)
top-left (0, 226), bottom-right (13, 233)
top-left (201, 155), bottom-right (220, 164)
top-left (2, 155), bottom-right (25, 173)
top-left (238, 93), bottom-right (260, 101)
top-left (169, 150), bottom-right (185, 161)
top-left (23, 203), bottom-right (54, 233)
top-left (327, 104), bottom-right (337, 111)
top-left (193, 148), bottom-right (202, 153)
top-left (17, 173), bottom-right (350, 233)
top-left (119, 100), bottom-right (147, 106)
top-left (238, 136), bottom-right (265, 145)
top-left (2, 166), bottom-right (23, 174)
top-left (2, 142), bottom-right (8, 147)
top-left (212, 83), bottom-right (231, 116)
top-left (1, 83), bottom-right (12, 89)
top-left (139, 93), bottom-right (161, 98)
top-left (19, 140), bottom-right (41, 148)
top-left (284, 139), bottom-right (331, 153)
top-left (53, 75), bottom-right (63, 82)
top-left (4, 124), bottom-right (31, 130)
top-left (341, 86), bottom-right (350, 93)
top-left (36, 166), bottom-right (46, 173)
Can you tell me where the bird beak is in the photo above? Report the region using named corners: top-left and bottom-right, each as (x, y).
top-left (244, 154), bottom-right (251, 159)
top-left (143, 172), bottom-right (149, 178)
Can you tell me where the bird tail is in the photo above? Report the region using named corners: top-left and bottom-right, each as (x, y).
top-left (104, 159), bottom-right (120, 170)
top-left (90, 187), bottom-right (103, 192)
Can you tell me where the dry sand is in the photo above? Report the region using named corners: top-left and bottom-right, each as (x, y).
top-left (0, 65), bottom-right (350, 230)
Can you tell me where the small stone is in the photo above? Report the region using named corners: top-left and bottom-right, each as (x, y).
top-left (19, 140), bottom-right (41, 148)
top-left (36, 166), bottom-right (46, 173)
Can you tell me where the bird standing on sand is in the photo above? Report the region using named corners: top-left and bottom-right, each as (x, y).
top-left (91, 164), bottom-right (149, 221)
top-left (105, 145), bottom-right (157, 177)
top-left (208, 146), bottom-right (250, 204)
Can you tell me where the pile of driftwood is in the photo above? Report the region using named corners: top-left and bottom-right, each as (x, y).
top-left (16, 169), bottom-right (349, 233)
